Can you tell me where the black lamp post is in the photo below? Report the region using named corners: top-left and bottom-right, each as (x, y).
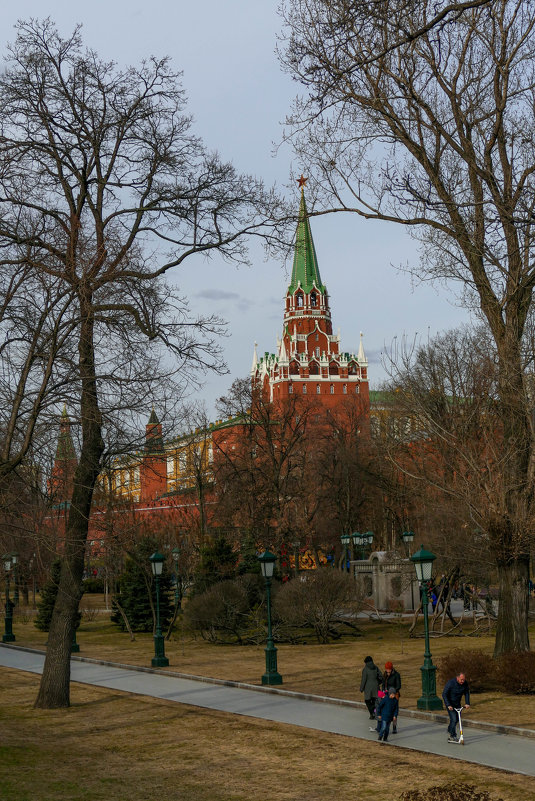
top-left (172, 546), bottom-right (181, 610)
top-left (340, 533), bottom-right (351, 571)
top-left (291, 540), bottom-right (300, 577)
top-left (2, 553), bottom-right (16, 643)
top-left (353, 531), bottom-right (374, 560)
top-left (149, 551), bottom-right (169, 668)
top-left (362, 530), bottom-right (374, 556)
top-left (410, 544), bottom-right (443, 710)
top-left (258, 550), bottom-right (282, 685)
top-left (402, 530), bottom-right (414, 555)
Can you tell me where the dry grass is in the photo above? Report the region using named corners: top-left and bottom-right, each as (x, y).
top-left (0, 668), bottom-right (532, 801)
top-left (10, 603), bottom-right (535, 729)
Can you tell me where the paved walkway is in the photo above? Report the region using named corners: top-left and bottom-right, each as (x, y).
top-left (1, 644), bottom-right (534, 777)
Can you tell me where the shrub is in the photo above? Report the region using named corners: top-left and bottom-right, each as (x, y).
top-left (437, 648), bottom-right (496, 693)
top-left (183, 575), bottom-right (264, 644)
top-left (273, 568), bottom-right (363, 644)
top-left (400, 784), bottom-right (503, 801)
top-left (83, 577), bottom-right (105, 593)
top-left (494, 650), bottom-right (535, 694)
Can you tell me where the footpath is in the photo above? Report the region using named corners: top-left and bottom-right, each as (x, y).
top-left (1, 643), bottom-right (534, 778)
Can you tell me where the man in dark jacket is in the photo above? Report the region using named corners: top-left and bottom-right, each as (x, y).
top-left (360, 655), bottom-right (383, 719)
top-left (442, 672), bottom-right (470, 742)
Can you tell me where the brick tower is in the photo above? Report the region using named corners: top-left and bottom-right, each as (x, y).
top-left (251, 178), bottom-right (369, 409)
top-left (49, 406), bottom-right (78, 506)
top-left (140, 408), bottom-right (167, 502)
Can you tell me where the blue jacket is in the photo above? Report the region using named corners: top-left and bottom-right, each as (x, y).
top-left (377, 695), bottom-right (398, 723)
top-left (442, 677), bottom-right (470, 708)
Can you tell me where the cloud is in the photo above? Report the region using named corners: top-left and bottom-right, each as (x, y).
top-left (197, 289), bottom-right (241, 301)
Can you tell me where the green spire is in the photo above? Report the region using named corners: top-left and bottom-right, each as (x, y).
top-left (55, 407), bottom-right (76, 461)
top-left (288, 188), bottom-right (325, 295)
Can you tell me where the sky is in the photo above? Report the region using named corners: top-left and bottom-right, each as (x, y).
top-left (0, 2), bottom-right (471, 418)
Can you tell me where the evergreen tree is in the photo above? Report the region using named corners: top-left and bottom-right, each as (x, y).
top-left (35, 559), bottom-right (81, 632)
top-left (190, 534), bottom-right (238, 596)
top-left (111, 538), bottom-right (173, 633)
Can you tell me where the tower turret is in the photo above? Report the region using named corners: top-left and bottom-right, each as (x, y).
top-left (140, 409), bottom-right (167, 502)
top-left (48, 406), bottom-right (78, 506)
top-left (252, 176), bottom-right (369, 409)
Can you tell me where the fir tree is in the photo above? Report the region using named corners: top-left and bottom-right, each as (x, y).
top-left (111, 538), bottom-right (173, 633)
top-left (190, 534), bottom-right (238, 596)
top-left (35, 559), bottom-right (81, 632)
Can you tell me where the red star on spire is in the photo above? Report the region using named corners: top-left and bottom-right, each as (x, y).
top-left (297, 174), bottom-right (308, 189)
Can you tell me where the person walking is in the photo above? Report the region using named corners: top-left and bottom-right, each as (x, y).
top-left (442, 672), bottom-right (470, 743)
top-left (360, 655), bottom-right (383, 720)
top-left (381, 661), bottom-right (401, 733)
top-left (376, 687), bottom-right (399, 742)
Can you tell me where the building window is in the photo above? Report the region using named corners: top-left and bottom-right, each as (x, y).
top-left (355, 384), bottom-right (360, 394)
top-left (289, 383), bottom-right (293, 394)
top-left (178, 451), bottom-right (187, 473)
top-left (296, 294), bottom-right (304, 307)
top-left (303, 384), bottom-right (307, 394)
top-left (310, 292), bottom-right (317, 308)
top-left (315, 332), bottom-right (319, 341)
top-left (167, 455), bottom-right (175, 477)
top-left (315, 347), bottom-right (320, 357)
top-left (343, 384), bottom-right (347, 394)
top-left (208, 444), bottom-right (213, 464)
top-left (330, 384), bottom-right (334, 394)
top-left (316, 384), bottom-right (321, 394)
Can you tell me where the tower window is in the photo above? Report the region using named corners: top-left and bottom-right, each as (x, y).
top-left (316, 384), bottom-right (321, 394)
top-left (296, 294), bottom-right (304, 308)
top-left (330, 384), bottom-right (334, 394)
top-left (303, 384), bottom-right (307, 394)
top-left (343, 384), bottom-right (347, 394)
top-left (315, 332), bottom-right (319, 341)
top-left (355, 385), bottom-right (360, 394)
top-left (310, 292), bottom-right (317, 308)
top-left (315, 347), bottom-right (320, 357)
top-left (289, 383), bottom-right (293, 394)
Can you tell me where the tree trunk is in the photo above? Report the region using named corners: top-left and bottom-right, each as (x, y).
top-left (34, 302), bottom-right (104, 708)
top-left (494, 555), bottom-right (530, 656)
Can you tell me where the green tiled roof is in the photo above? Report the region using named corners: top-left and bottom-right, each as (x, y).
top-left (55, 407), bottom-right (76, 461)
top-left (288, 190), bottom-right (325, 295)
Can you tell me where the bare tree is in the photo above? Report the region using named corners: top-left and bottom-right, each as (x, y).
top-left (280, 0), bottom-right (535, 653)
top-left (214, 377), bottom-right (319, 555)
top-left (0, 19), bottom-right (281, 707)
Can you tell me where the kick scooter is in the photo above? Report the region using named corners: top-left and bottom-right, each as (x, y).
top-left (453, 707), bottom-right (465, 745)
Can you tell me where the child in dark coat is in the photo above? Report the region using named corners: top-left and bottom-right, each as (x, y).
top-left (376, 688), bottom-right (399, 742)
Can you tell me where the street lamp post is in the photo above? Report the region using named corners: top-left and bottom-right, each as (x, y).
top-left (410, 544), bottom-right (443, 710)
top-left (402, 530), bottom-right (415, 554)
top-left (172, 546), bottom-right (181, 610)
top-left (340, 533), bottom-right (351, 571)
top-left (258, 550), bottom-right (282, 686)
top-left (2, 554), bottom-right (16, 643)
top-left (362, 531), bottom-right (374, 556)
top-left (291, 540), bottom-right (300, 577)
top-left (352, 532), bottom-right (362, 560)
top-left (149, 551), bottom-right (169, 668)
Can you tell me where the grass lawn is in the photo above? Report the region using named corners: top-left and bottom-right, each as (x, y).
top-left (9, 600), bottom-right (535, 729)
top-left (0, 668), bottom-right (532, 801)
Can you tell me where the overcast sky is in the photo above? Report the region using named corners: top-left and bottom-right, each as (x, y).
top-left (0, 2), bottom-right (471, 417)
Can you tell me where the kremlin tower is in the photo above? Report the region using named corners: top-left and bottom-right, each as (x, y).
top-left (48, 406), bottom-right (78, 507)
top-left (251, 178), bottom-right (369, 410)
